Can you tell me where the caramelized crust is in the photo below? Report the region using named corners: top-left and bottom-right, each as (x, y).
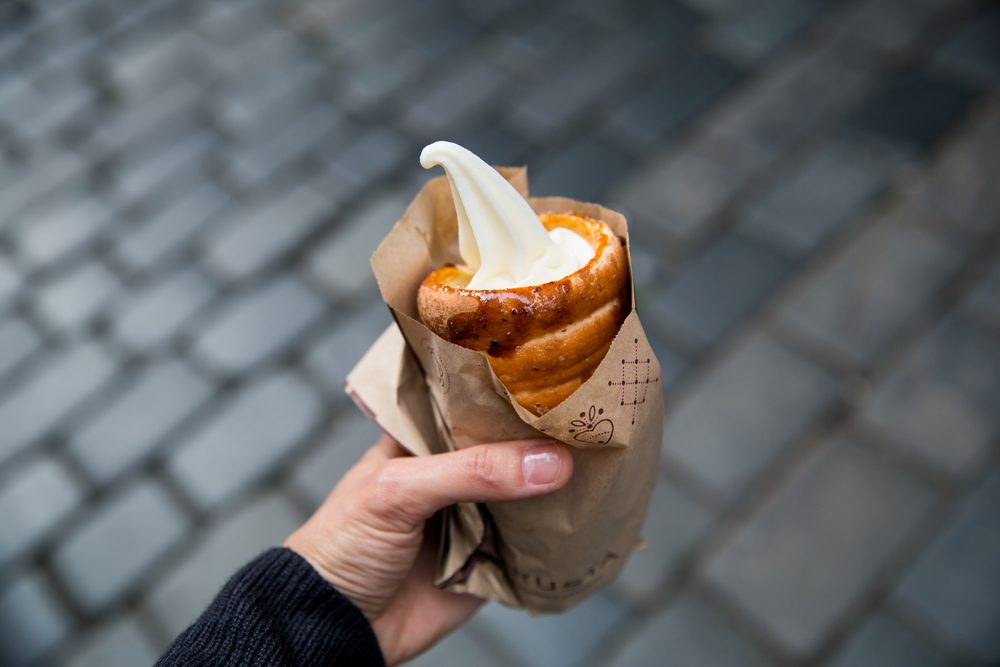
top-left (417, 212), bottom-right (628, 415)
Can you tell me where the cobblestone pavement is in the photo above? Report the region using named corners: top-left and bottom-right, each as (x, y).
top-left (1, 0), bottom-right (998, 665)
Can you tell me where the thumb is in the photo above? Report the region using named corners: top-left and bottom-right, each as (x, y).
top-left (367, 439), bottom-right (573, 525)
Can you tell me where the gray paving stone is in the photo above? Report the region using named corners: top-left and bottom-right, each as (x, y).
top-left (35, 260), bottom-right (119, 332)
top-left (192, 275), bottom-right (325, 374)
top-left (105, 27), bottom-right (195, 100)
top-left (405, 626), bottom-right (511, 667)
top-left (648, 235), bottom-right (789, 346)
top-left (739, 140), bottom-right (893, 255)
top-left (146, 493), bottom-right (303, 637)
top-left (613, 475), bottom-right (715, 603)
top-left (897, 102), bottom-right (1000, 243)
top-left (0, 455), bottom-right (82, 565)
top-left (400, 60), bottom-right (507, 137)
top-left (61, 616), bottom-right (158, 667)
top-left (705, 50), bottom-right (870, 170)
top-left (0, 255), bottom-right (20, 312)
top-left (305, 303), bottom-right (393, 399)
top-left (86, 81), bottom-right (201, 159)
top-left (70, 359), bottom-right (213, 484)
top-left (0, 316), bottom-right (39, 381)
top-left (507, 38), bottom-right (643, 141)
top-left (614, 146), bottom-right (744, 240)
top-left (112, 267), bottom-right (215, 352)
top-left (112, 130), bottom-right (215, 208)
top-left (662, 334), bottom-right (837, 499)
top-left (306, 194), bottom-right (408, 301)
top-left (0, 571), bottom-right (70, 667)
top-left (848, 72), bottom-right (976, 154)
top-left (0, 150), bottom-right (85, 224)
top-left (780, 219), bottom-right (962, 364)
top-left (609, 592), bottom-right (774, 667)
top-left (214, 61), bottom-right (326, 141)
top-left (826, 612), bottom-right (952, 667)
top-left (530, 135), bottom-right (634, 202)
top-left (474, 591), bottom-right (628, 667)
top-left (862, 317), bottom-right (1000, 476)
top-left (705, 437), bottom-right (933, 657)
top-left (0, 76), bottom-right (90, 140)
top-left (0, 342), bottom-right (117, 467)
top-left (52, 480), bottom-right (188, 612)
top-left (931, 4), bottom-right (1000, 87)
top-left (338, 48), bottom-right (424, 113)
top-left (607, 51), bottom-right (741, 150)
top-left (964, 257), bottom-right (1000, 327)
top-left (322, 126), bottom-right (411, 202)
top-left (13, 195), bottom-right (111, 268)
top-left (707, 0), bottom-right (824, 64)
top-left (896, 470), bottom-right (1000, 662)
top-left (289, 410), bottom-right (381, 509)
top-left (168, 372), bottom-right (321, 509)
top-left (113, 183), bottom-right (229, 275)
top-left (204, 185), bottom-right (331, 281)
top-left (226, 105), bottom-right (342, 191)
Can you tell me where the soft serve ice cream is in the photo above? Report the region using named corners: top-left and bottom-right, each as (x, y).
top-left (420, 141), bottom-right (594, 290)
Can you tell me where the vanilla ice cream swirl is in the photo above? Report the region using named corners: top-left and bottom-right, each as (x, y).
top-left (420, 141), bottom-right (594, 290)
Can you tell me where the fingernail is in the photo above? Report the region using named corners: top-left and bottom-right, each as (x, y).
top-left (523, 445), bottom-right (561, 486)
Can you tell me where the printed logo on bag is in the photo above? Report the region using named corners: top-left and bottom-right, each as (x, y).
top-left (608, 338), bottom-right (659, 425)
top-left (569, 405), bottom-right (614, 445)
top-left (424, 342), bottom-right (451, 394)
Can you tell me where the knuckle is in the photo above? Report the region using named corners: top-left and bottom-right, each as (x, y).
top-left (468, 447), bottom-right (502, 489)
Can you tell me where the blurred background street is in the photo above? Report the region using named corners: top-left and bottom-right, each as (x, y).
top-left (0, 0), bottom-right (998, 664)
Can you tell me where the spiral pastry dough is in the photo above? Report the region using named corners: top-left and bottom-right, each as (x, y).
top-left (417, 212), bottom-right (628, 415)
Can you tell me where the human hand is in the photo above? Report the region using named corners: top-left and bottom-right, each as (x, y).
top-left (284, 434), bottom-right (573, 665)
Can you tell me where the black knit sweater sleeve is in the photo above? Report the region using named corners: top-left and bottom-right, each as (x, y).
top-left (157, 547), bottom-right (386, 667)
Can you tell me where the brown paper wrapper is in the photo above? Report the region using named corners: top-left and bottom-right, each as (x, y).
top-left (346, 167), bottom-right (664, 613)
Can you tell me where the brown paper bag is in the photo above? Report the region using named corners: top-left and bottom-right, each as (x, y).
top-left (345, 167), bottom-right (664, 613)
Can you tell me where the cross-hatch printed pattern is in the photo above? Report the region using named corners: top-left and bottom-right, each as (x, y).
top-left (0, 0), bottom-right (999, 665)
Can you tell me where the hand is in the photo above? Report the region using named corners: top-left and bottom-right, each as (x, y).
top-left (284, 434), bottom-right (573, 665)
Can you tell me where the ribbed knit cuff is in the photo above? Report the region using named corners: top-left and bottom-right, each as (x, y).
top-left (157, 547), bottom-right (386, 667)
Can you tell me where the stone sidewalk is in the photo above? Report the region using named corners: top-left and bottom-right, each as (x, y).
top-left (0, 0), bottom-right (998, 665)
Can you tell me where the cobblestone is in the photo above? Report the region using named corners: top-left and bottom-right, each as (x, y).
top-left (609, 592), bottom-right (774, 667)
top-left (705, 0), bottom-right (824, 64)
top-left (112, 267), bottom-right (215, 352)
top-left (13, 196), bottom-right (112, 269)
top-left (0, 342), bottom-right (117, 468)
top-left (400, 60), bottom-right (507, 138)
top-left (0, 571), bottom-right (70, 667)
top-left (192, 275), bottom-right (325, 375)
top-left (34, 261), bottom-right (119, 333)
top-left (168, 372), bottom-right (321, 510)
top-left (305, 303), bottom-right (393, 400)
top-left (848, 72), bottom-right (976, 154)
top-left (288, 410), bottom-right (381, 509)
top-left (826, 612), bottom-right (952, 667)
top-left (474, 591), bottom-right (628, 667)
top-left (896, 470), bottom-right (1000, 663)
top-left (0, 455), bottom-right (82, 566)
top-left (146, 493), bottom-right (303, 637)
top-left (70, 359), bottom-right (213, 483)
top-left (306, 194), bottom-right (409, 301)
top-left (531, 135), bottom-right (634, 202)
top-left (779, 219), bottom-right (962, 365)
top-left (861, 316), bottom-right (1000, 476)
top-left (649, 235), bottom-right (789, 346)
top-left (0, 317), bottom-right (40, 382)
top-left (662, 334), bottom-right (837, 499)
top-left (606, 51), bottom-right (742, 151)
top-left (61, 616), bottom-right (158, 667)
top-left (204, 184), bottom-right (331, 281)
top-left (113, 183), bottom-right (229, 276)
top-left (738, 139), bottom-right (894, 255)
top-left (613, 474), bottom-right (715, 603)
top-left (52, 480), bottom-right (188, 612)
top-left (705, 437), bottom-right (932, 657)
